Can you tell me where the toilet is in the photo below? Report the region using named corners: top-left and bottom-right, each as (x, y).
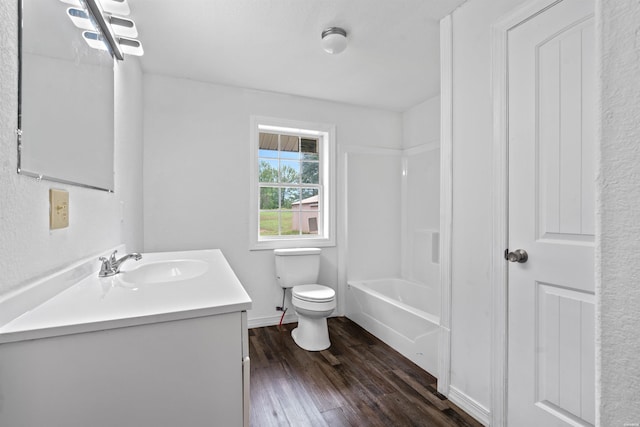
top-left (274, 248), bottom-right (336, 351)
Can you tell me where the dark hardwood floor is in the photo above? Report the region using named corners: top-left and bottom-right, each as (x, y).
top-left (249, 317), bottom-right (482, 427)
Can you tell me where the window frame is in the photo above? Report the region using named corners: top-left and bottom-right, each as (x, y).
top-left (249, 116), bottom-right (336, 250)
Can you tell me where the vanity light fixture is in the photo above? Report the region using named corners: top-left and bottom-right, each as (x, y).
top-left (82, 31), bottom-right (110, 52)
top-left (321, 27), bottom-right (348, 55)
top-left (60, 0), bottom-right (143, 59)
top-left (109, 15), bottom-right (138, 38)
top-left (59, 0), bottom-right (83, 7)
top-left (118, 37), bottom-right (143, 56)
top-left (100, 0), bottom-right (131, 16)
top-left (66, 8), bottom-right (96, 32)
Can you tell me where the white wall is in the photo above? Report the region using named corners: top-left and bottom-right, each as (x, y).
top-left (114, 60), bottom-right (145, 255)
top-left (402, 95), bottom-right (440, 149)
top-left (142, 74), bottom-right (402, 326)
top-left (448, 0), bottom-right (529, 413)
top-left (0, 1), bottom-right (143, 296)
top-left (597, 0), bottom-right (640, 424)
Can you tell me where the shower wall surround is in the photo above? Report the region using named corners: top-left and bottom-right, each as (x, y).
top-left (345, 95), bottom-right (441, 295)
top-left (402, 96), bottom-right (441, 284)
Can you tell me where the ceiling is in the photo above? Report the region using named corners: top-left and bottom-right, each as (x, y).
top-left (130, 0), bottom-right (467, 112)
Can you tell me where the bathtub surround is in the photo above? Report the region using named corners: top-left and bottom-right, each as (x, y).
top-left (402, 147), bottom-right (440, 284)
top-left (401, 97), bottom-right (441, 284)
top-left (0, 0), bottom-right (143, 296)
top-left (343, 144), bottom-right (440, 283)
top-left (343, 95), bottom-right (441, 283)
top-left (343, 97), bottom-right (441, 379)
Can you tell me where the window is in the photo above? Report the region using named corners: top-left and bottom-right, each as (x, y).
top-left (250, 117), bottom-right (335, 249)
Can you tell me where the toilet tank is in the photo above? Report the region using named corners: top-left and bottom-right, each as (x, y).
top-left (274, 248), bottom-right (321, 288)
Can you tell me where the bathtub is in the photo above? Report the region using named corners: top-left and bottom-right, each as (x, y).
top-left (346, 278), bottom-right (440, 376)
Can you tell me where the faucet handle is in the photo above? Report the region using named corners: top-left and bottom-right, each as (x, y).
top-left (109, 250), bottom-right (118, 265)
top-left (99, 256), bottom-right (114, 277)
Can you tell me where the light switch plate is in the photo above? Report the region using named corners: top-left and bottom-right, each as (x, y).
top-left (50, 189), bottom-right (69, 229)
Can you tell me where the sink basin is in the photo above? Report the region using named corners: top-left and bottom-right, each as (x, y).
top-left (120, 259), bottom-right (209, 285)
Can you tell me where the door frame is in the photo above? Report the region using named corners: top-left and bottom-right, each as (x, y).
top-left (490, 1), bottom-right (564, 426)
top-left (438, 13), bottom-right (453, 398)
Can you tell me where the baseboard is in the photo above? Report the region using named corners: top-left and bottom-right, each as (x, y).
top-left (248, 312), bottom-right (298, 329)
top-left (248, 313), bottom-right (344, 329)
top-left (448, 386), bottom-right (491, 427)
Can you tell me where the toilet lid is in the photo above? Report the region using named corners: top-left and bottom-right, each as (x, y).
top-left (293, 284), bottom-right (335, 303)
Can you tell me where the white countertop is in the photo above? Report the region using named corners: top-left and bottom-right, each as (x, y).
top-left (0, 249), bottom-right (252, 343)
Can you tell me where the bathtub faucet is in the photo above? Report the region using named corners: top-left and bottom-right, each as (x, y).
top-left (98, 250), bottom-right (142, 277)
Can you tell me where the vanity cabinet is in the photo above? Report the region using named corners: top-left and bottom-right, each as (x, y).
top-left (0, 312), bottom-right (249, 427)
top-left (0, 248), bottom-right (251, 427)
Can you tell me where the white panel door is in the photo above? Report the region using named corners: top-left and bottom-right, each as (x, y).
top-left (507, 0), bottom-right (595, 426)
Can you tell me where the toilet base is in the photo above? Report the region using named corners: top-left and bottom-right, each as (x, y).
top-left (291, 316), bottom-right (331, 351)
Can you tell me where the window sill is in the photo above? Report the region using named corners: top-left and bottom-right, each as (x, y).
top-left (249, 237), bottom-right (336, 251)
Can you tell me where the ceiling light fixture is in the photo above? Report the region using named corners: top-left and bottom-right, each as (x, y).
top-left (321, 27), bottom-right (347, 55)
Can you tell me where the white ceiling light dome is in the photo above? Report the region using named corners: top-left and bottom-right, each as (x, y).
top-left (321, 27), bottom-right (347, 55)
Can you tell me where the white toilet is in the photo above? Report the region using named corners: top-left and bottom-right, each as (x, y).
top-left (274, 248), bottom-right (336, 351)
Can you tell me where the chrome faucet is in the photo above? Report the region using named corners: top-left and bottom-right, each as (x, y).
top-left (98, 250), bottom-right (142, 277)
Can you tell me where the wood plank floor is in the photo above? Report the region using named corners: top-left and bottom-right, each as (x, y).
top-left (249, 317), bottom-right (483, 427)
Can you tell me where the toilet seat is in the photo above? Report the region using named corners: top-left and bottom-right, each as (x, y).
top-left (292, 284), bottom-right (335, 303)
top-left (292, 296), bottom-right (336, 313)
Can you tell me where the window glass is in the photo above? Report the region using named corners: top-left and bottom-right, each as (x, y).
top-left (258, 159), bottom-right (279, 183)
top-left (257, 132), bottom-right (322, 239)
top-left (252, 119), bottom-right (333, 248)
top-left (280, 161), bottom-right (300, 183)
top-left (301, 138), bottom-right (319, 160)
top-left (301, 162), bottom-right (319, 184)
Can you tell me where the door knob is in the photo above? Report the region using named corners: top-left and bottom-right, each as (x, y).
top-left (506, 249), bottom-right (528, 263)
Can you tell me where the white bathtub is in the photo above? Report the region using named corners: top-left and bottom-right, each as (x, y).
top-left (346, 278), bottom-right (440, 376)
